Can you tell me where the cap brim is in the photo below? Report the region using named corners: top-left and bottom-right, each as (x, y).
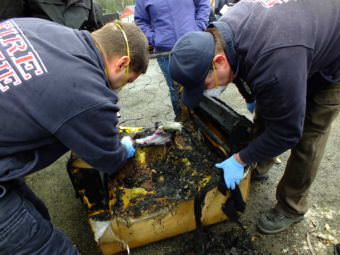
top-left (181, 80), bottom-right (205, 109)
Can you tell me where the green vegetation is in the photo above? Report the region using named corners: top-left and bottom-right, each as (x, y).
top-left (96, 0), bottom-right (135, 14)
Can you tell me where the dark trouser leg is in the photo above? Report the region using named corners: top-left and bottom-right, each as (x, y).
top-left (252, 106), bottom-right (276, 175)
top-left (12, 178), bottom-right (50, 220)
top-left (0, 183), bottom-right (80, 255)
top-left (157, 56), bottom-right (182, 118)
top-left (275, 80), bottom-right (340, 217)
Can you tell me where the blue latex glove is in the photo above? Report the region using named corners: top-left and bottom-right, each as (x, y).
top-left (215, 155), bottom-right (245, 190)
top-left (246, 101), bottom-right (256, 113)
top-left (121, 136), bottom-right (136, 159)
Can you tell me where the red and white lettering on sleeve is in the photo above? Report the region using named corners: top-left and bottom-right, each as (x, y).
top-left (0, 20), bottom-right (47, 93)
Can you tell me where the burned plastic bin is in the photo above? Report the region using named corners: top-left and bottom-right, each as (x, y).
top-left (67, 97), bottom-right (253, 254)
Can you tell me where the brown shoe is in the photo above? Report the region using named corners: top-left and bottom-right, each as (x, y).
top-left (257, 209), bottom-right (304, 234)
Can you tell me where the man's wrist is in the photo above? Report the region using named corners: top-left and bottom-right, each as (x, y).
top-left (234, 153), bottom-right (246, 165)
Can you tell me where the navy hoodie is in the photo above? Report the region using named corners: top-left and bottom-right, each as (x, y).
top-left (218, 0), bottom-right (340, 164)
top-left (0, 18), bottom-right (127, 181)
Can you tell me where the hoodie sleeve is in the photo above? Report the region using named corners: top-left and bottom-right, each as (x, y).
top-left (134, 0), bottom-right (155, 46)
top-left (194, 0), bottom-right (211, 31)
top-left (54, 102), bottom-right (128, 174)
top-left (239, 46), bottom-right (311, 164)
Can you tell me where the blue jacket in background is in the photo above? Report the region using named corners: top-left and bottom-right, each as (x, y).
top-left (135, 0), bottom-right (210, 51)
top-left (0, 18), bottom-right (127, 181)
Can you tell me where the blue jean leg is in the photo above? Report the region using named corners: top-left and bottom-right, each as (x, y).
top-left (0, 184), bottom-right (80, 255)
top-left (157, 56), bottom-right (181, 117)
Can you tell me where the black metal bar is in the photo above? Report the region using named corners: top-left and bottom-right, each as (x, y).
top-left (149, 51), bottom-right (171, 59)
top-left (194, 96), bottom-right (253, 153)
top-left (191, 113), bottom-right (231, 155)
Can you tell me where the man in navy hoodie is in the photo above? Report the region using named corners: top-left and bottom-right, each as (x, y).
top-left (169, 0), bottom-right (340, 234)
top-left (0, 18), bottom-right (148, 254)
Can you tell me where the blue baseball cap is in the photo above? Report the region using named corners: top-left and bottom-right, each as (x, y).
top-left (169, 31), bottom-right (215, 109)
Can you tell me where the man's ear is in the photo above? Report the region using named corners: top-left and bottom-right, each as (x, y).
top-left (213, 54), bottom-right (228, 69)
top-left (115, 56), bottom-right (130, 72)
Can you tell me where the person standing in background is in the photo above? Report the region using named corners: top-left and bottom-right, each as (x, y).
top-left (135, 0), bottom-right (210, 119)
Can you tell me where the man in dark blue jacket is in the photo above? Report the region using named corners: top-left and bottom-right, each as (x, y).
top-left (0, 18), bottom-right (148, 254)
top-left (169, 0), bottom-right (340, 234)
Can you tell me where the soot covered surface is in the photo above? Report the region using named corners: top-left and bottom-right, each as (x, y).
top-left (166, 228), bottom-right (264, 255)
top-left (109, 121), bottom-right (225, 218)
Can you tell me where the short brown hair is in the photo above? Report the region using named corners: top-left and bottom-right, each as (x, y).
top-left (91, 21), bottom-right (149, 73)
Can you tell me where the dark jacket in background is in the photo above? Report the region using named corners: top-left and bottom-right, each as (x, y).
top-left (0, 0), bottom-right (104, 31)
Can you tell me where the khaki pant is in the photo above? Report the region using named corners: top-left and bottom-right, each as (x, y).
top-left (253, 76), bottom-right (340, 217)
